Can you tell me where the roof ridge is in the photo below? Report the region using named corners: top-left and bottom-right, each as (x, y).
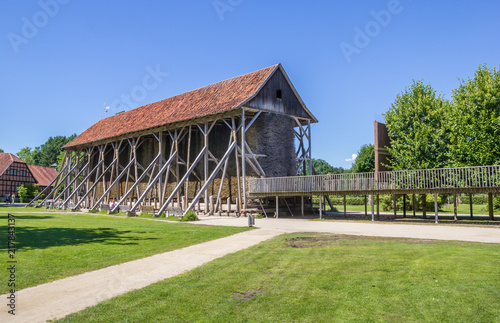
top-left (64, 64), bottom-right (284, 148)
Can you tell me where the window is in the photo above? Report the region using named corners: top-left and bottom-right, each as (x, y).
top-left (10, 169), bottom-right (17, 176)
top-left (20, 170), bottom-right (26, 177)
top-left (276, 89), bottom-right (282, 100)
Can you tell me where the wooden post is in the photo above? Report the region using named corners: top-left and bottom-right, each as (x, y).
top-left (403, 194), bottom-right (407, 218)
top-left (364, 195), bottom-right (367, 216)
top-left (319, 195), bottom-right (323, 219)
top-left (488, 192), bottom-right (494, 220)
top-left (422, 194), bottom-right (427, 219)
top-left (453, 193), bottom-right (458, 221)
top-left (376, 194), bottom-right (380, 219)
top-left (227, 197), bottom-right (231, 216)
top-left (370, 194), bottom-right (374, 221)
top-left (469, 193), bottom-right (473, 219)
top-left (412, 194), bottom-right (416, 217)
top-left (343, 195), bottom-right (346, 216)
top-left (434, 192), bottom-right (438, 224)
top-left (209, 195), bottom-right (214, 215)
top-left (393, 194), bottom-right (397, 218)
top-left (301, 196), bottom-right (304, 216)
top-left (275, 196), bottom-right (279, 218)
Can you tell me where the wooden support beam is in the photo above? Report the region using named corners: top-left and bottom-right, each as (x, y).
top-left (453, 193), bottom-right (458, 221)
top-left (241, 108), bottom-right (247, 211)
top-left (183, 141), bottom-right (237, 217)
top-left (106, 153), bottom-right (160, 213)
top-left (412, 194), bottom-right (416, 217)
top-left (59, 161), bottom-right (92, 208)
top-left (72, 159), bottom-right (117, 210)
top-left (91, 157), bottom-right (137, 211)
top-left (319, 195), bottom-right (323, 219)
top-left (469, 193), bottom-right (473, 219)
top-left (28, 157), bottom-right (67, 207)
top-left (39, 161), bottom-right (75, 207)
top-left (157, 147), bottom-right (208, 216)
top-left (64, 159), bottom-right (104, 209)
top-left (124, 151), bottom-right (177, 215)
top-left (54, 160), bottom-right (89, 207)
top-left (488, 192), bottom-right (494, 220)
top-left (434, 192), bottom-right (439, 223)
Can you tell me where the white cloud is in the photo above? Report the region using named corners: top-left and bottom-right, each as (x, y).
top-left (345, 154), bottom-right (358, 162)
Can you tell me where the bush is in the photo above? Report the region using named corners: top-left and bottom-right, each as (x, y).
top-left (329, 196), bottom-right (366, 205)
top-left (16, 183), bottom-right (38, 203)
top-left (381, 194), bottom-right (446, 212)
top-left (181, 209), bottom-right (199, 221)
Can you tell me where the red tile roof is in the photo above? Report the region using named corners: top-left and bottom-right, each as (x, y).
top-left (27, 165), bottom-right (58, 187)
top-left (64, 64), bottom-right (280, 149)
top-left (0, 153), bottom-right (25, 176)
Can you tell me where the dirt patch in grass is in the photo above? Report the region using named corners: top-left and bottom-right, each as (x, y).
top-left (285, 236), bottom-right (342, 248)
top-left (233, 288), bottom-right (264, 304)
top-left (284, 234), bottom-right (437, 248)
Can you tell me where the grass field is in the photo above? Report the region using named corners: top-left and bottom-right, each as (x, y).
top-left (0, 209), bottom-right (249, 293)
top-left (59, 233), bottom-right (500, 322)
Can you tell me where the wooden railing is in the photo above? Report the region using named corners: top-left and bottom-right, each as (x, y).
top-left (248, 165), bottom-right (500, 196)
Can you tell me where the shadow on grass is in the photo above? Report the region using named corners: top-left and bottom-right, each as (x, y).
top-left (0, 214), bottom-right (54, 220)
top-left (0, 226), bottom-right (158, 250)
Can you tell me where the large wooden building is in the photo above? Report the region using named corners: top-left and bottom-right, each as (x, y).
top-left (35, 64), bottom-right (318, 215)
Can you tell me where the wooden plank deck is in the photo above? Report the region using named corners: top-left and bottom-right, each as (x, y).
top-left (248, 165), bottom-right (500, 197)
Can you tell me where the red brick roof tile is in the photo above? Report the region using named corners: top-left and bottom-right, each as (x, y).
top-left (0, 153), bottom-right (25, 176)
top-left (64, 64), bottom-right (280, 149)
top-left (27, 165), bottom-right (58, 187)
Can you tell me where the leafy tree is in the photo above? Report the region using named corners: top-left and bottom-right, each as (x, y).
top-left (384, 80), bottom-right (450, 170)
top-left (17, 147), bottom-right (39, 165)
top-left (0, 148), bottom-right (4, 153)
top-left (17, 134), bottom-right (76, 167)
top-left (447, 65), bottom-right (500, 166)
top-left (37, 135), bottom-right (76, 167)
top-left (351, 144), bottom-right (375, 173)
top-left (16, 183), bottom-right (38, 202)
top-left (312, 159), bottom-right (347, 175)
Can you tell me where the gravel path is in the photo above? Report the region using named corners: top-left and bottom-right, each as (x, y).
top-left (2, 216), bottom-right (498, 322)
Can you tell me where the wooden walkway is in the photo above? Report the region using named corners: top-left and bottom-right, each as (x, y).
top-left (248, 165), bottom-right (500, 196)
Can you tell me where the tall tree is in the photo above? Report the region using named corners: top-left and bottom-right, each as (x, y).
top-left (447, 65), bottom-right (500, 166)
top-left (16, 134), bottom-right (76, 167)
top-left (384, 80), bottom-right (450, 170)
top-left (351, 144), bottom-right (375, 173)
top-left (17, 147), bottom-right (37, 165)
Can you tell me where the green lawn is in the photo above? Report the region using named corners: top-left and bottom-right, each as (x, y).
top-left (0, 210), bottom-right (249, 293)
top-left (59, 233), bottom-right (500, 322)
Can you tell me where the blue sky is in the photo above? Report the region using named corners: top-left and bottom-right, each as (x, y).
top-left (1, 0), bottom-right (499, 169)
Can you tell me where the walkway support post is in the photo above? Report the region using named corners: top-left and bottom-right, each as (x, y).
top-left (343, 195), bottom-right (346, 216)
top-left (376, 195), bottom-right (380, 219)
top-left (412, 194), bottom-right (416, 217)
top-left (393, 194), bottom-right (397, 218)
top-left (469, 194), bottom-right (473, 219)
top-left (422, 194), bottom-right (427, 219)
top-left (453, 193), bottom-right (458, 221)
top-left (403, 194), bottom-right (407, 218)
top-left (434, 192), bottom-right (439, 224)
top-left (488, 192), bottom-right (494, 220)
top-left (319, 195), bottom-right (323, 219)
top-left (364, 195), bottom-right (367, 216)
top-left (370, 194), bottom-right (374, 221)
top-left (275, 196), bottom-right (279, 218)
